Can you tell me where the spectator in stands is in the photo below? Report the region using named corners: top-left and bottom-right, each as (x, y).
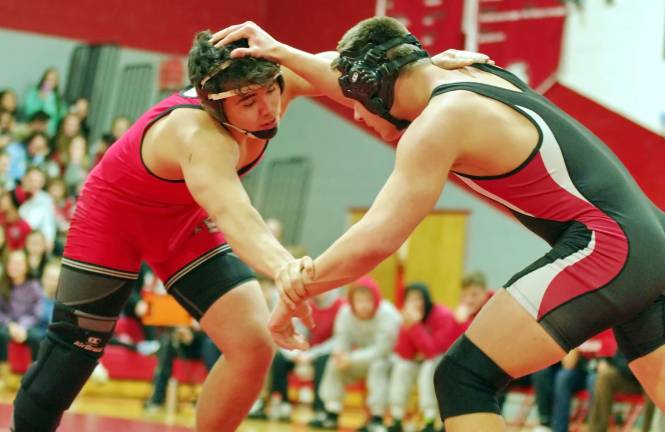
top-left (587, 353), bottom-right (646, 432)
top-left (110, 115), bottom-right (131, 141)
top-left (17, 166), bottom-right (56, 251)
top-left (91, 132), bottom-right (116, 167)
top-left (0, 89), bottom-right (18, 117)
top-left (0, 150), bottom-right (14, 190)
top-left (549, 329), bottom-right (616, 432)
top-left (0, 189), bottom-right (31, 251)
top-left (52, 113), bottom-right (82, 158)
top-left (25, 132), bottom-right (60, 178)
top-left (145, 324), bottom-right (221, 410)
top-left (1, 131), bottom-right (27, 183)
top-left (452, 271), bottom-right (493, 336)
top-left (22, 68), bottom-right (65, 136)
top-left (252, 290), bottom-right (345, 422)
top-left (46, 177), bottom-right (75, 255)
top-left (312, 276), bottom-right (401, 431)
top-left (0, 110), bottom-right (15, 135)
top-left (25, 230), bottom-right (49, 279)
top-left (33, 259), bottom-right (59, 352)
top-left (21, 110), bottom-right (50, 139)
top-left (0, 250), bottom-right (43, 362)
top-left (68, 97), bottom-right (90, 137)
top-left (388, 283), bottom-right (457, 432)
top-left (62, 134), bottom-right (89, 192)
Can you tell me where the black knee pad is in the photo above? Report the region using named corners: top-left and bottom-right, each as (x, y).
top-left (12, 302), bottom-right (117, 432)
top-left (434, 335), bottom-right (512, 420)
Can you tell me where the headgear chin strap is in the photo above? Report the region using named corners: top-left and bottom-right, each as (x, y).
top-left (197, 68), bottom-right (283, 140)
top-left (336, 34), bottom-right (429, 130)
top-left (222, 120), bottom-right (278, 140)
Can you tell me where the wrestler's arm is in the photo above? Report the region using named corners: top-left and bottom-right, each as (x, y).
top-left (210, 23), bottom-right (492, 107)
top-left (177, 115), bottom-right (295, 278)
top-left (304, 99), bottom-right (469, 294)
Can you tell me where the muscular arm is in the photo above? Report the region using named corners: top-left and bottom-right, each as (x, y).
top-left (304, 101), bottom-right (467, 294)
top-left (276, 46), bottom-right (491, 107)
top-left (211, 23), bottom-right (492, 109)
top-left (281, 51), bottom-right (347, 103)
top-left (178, 119), bottom-right (293, 278)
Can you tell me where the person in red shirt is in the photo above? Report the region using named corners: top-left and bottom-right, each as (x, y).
top-left (389, 283), bottom-right (457, 432)
top-left (451, 271), bottom-right (493, 338)
top-left (0, 189), bottom-right (31, 251)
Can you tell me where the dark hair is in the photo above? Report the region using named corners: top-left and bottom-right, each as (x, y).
top-left (0, 89), bottom-right (17, 114)
top-left (24, 131), bottom-right (49, 146)
top-left (332, 16), bottom-right (430, 70)
top-left (100, 132), bottom-right (116, 146)
top-left (0, 249), bottom-right (28, 300)
top-left (37, 68), bottom-right (59, 91)
top-left (405, 282), bottom-right (434, 322)
top-left (188, 30), bottom-right (280, 95)
top-left (28, 110), bottom-right (51, 123)
top-left (461, 271), bottom-right (487, 290)
top-left (25, 164), bottom-right (46, 176)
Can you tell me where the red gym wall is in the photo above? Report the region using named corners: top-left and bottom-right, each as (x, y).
top-left (2, 0), bottom-right (663, 210)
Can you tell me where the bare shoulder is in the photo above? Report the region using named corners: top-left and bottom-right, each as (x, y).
top-left (402, 90), bottom-right (481, 146)
top-left (410, 89), bottom-right (494, 147)
top-left (424, 89), bottom-right (487, 127)
top-left (165, 108), bottom-right (236, 155)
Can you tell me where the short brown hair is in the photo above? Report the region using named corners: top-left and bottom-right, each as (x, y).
top-left (332, 16), bottom-right (430, 70)
top-left (461, 271), bottom-right (487, 290)
top-left (188, 30), bottom-right (280, 94)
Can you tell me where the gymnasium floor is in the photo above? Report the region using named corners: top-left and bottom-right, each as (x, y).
top-left (0, 389), bottom-right (645, 431)
top-left (0, 390), bottom-right (365, 432)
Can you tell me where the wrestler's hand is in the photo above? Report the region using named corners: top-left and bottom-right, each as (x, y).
top-left (210, 21), bottom-right (282, 62)
top-left (275, 256), bottom-right (314, 310)
top-left (268, 300), bottom-right (311, 350)
top-left (433, 49), bottom-right (495, 69)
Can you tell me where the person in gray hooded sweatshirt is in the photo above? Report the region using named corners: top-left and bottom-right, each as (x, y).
top-left (311, 275), bottom-right (401, 431)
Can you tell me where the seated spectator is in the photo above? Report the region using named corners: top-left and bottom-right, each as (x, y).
top-left (549, 328), bottom-right (616, 432)
top-left (46, 177), bottom-right (75, 255)
top-left (25, 132), bottom-right (60, 178)
top-left (18, 166), bottom-right (56, 251)
top-left (0, 189), bottom-right (32, 251)
top-left (68, 97), bottom-right (90, 137)
top-left (33, 258), bottom-right (59, 348)
top-left (15, 110), bottom-right (50, 142)
top-left (452, 271), bottom-right (493, 335)
top-left (0, 89), bottom-right (18, 117)
top-left (0, 150), bottom-right (15, 190)
top-left (388, 283), bottom-right (457, 432)
top-left (52, 113), bottom-right (82, 158)
top-left (111, 115), bottom-right (131, 141)
top-left (312, 276), bottom-right (401, 431)
top-left (587, 352), bottom-right (646, 432)
top-left (1, 131), bottom-right (27, 182)
top-left (0, 250), bottom-right (43, 365)
top-left (0, 111), bottom-right (15, 135)
top-left (22, 68), bottom-right (65, 137)
top-left (61, 134), bottom-right (89, 193)
top-left (91, 133), bottom-right (116, 167)
top-left (251, 290), bottom-right (345, 422)
top-left (144, 323), bottom-right (221, 410)
top-left (25, 230), bottom-right (49, 279)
